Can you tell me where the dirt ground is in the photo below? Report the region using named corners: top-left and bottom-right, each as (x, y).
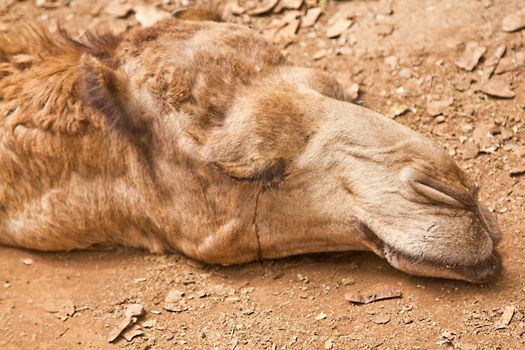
top-left (0, 0), bottom-right (524, 349)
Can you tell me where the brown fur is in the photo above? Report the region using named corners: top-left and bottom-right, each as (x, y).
top-left (0, 17), bottom-right (301, 256)
top-left (0, 15), bottom-right (500, 282)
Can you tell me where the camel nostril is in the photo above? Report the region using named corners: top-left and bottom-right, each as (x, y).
top-left (401, 167), bottom-right (476, 208)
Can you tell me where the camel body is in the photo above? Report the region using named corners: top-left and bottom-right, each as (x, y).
top-left (0, 15), bottom-right (500, 282)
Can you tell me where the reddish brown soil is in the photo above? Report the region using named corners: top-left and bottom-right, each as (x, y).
top-left (0, 1), bottom-right (524, 349)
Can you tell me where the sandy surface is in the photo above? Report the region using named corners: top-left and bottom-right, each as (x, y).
top-left (0, 0), bottom-right (524, 349)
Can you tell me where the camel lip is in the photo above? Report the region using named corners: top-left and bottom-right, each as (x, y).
top-left (358, 222), bottom-right (500, 283)
top-left (382, 244), bottom-right (501, 284)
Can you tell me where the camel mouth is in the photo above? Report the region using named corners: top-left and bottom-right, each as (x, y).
top-left (358, 223), bottom-right (501, 283)
top-left (382, 244), bottom-right (501, 284)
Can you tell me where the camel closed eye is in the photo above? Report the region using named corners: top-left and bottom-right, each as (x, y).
top-left (411, 181), bottom-right (467, 209)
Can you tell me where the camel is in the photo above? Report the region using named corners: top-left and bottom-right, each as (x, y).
top-left (0, 10), bottom-right (501, 283)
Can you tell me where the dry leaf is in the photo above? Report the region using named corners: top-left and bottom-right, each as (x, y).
top-left (164, 301), bottom-right (189, 312)
top-left (35, 0), bottom-right (59, 9)
top-left (108, 318), bottom-right (134, 342)
top-left (462, 141), bottom-right (480, 160)
top-left (495, 306), bottom-right (516, 329)
top-left (479, 79), bottom-right (515, 99)
top-left (376, 23), bottom-right (394, 36)
top-left (302, 8), bottom-right (322, 28)
top-left (276, 0), bottom-right (304, 11)
top-left (455, 42), bottom-right (486, 71)
top-left (372, 314), bottom-right (391, 324)
top-left (426, 98), bottom-right (453, 116)
top-left (450, 76), bottom-right (472, 92)
top-left (121, 325), bottom-right (144, 342)
top-left (437, 330), bottom-right (456, 345)
top-left (500, 127), bottom-right (514, 141)
top-left (313, 49), bottom-right (327, 60)
top-left (482, 45), bottom-right (506, 79)
top-left (247, 0), bottom-right (280, 16)
top-left (345, 288), bottom-right (402, 304)
top-left (134, 5), bottom-right (170, 27)
top-left (402, 77), bottom-right (425, 96)
top-left (472, 121), bottom-right (499, 154)
top-left (501, 9), bottom-right (525, 32)
top-left (108, 304), bottom-right (144, 343)
top-left (195, 290), bottom-right (208, 298)
top-left (142, 320), bottom-right (157, 328)
top-left (389, 104), bottom-right (409, 118)
top-left (104, 0), bottom-right (132, 18)
top-left (21, 258), bottom-right (33, 266)
top-left (315, 312), bottom-right (327, 320)
top-left (326, 18), bottom-right (353, 38)
top-left (242, 308), bottom-right (255, 315)
top-left (495, 52), bottom-right (525, 74)
top-left (296, 273), bottom-right (308, 282)
top-left (124, 304), bottom-right (143, 319)
top-left (165, 289), bottom-right (184, 303)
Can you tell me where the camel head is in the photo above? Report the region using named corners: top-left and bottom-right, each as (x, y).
top-left (151, 22), bottom-right (500, 282)
top-left (80, 19), bottom-right (500, 283)
top-left (197, 67), bottom-right (501, 284)
top-left (0, 15), bottom-right (500, 283)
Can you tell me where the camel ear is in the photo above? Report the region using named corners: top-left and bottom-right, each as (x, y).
top-left (208, 138), bottom-right (289, 188)
top-left (204, 87), bottom-right (311, 187)
top-left (79, 55), bottom-right (146, 134)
